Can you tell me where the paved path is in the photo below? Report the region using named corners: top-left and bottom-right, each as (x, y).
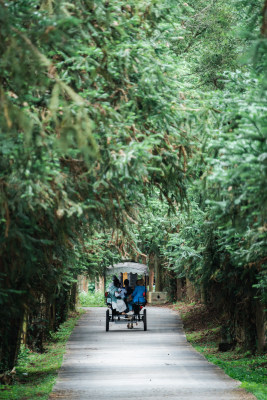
top-left (50, 307), bottom-right (256, 400)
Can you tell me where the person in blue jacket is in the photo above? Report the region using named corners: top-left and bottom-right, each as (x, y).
top-left (129, 279), bottom-right (146, 314)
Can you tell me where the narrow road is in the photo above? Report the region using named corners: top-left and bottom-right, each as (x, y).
top-left (50, 307), bottom-right (255, 400)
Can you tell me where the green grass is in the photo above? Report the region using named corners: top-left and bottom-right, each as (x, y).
top-left (194, 347), bottom-right (267, 400)
top-left (79, 290), bottom-right (106, 307)
top-left (174, 302), bottom-right (267, 400)
top-left (0, 310), bottom-right (85, 400)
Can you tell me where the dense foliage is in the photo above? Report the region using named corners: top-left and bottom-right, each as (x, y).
top-left (0, 0), bottom-right (191, 372)
top-left (0, 0), bottom-right (266, 374)
top-left (137, 0), bottom-right (267, 351)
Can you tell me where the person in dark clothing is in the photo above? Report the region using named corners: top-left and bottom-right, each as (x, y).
top-left (124, 279), bottom-right (133, 296)
top-left (122, 279), bottom-right (133, 312)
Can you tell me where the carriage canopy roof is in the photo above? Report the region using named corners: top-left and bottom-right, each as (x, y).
top-left (106, 262), bottom-right (148, 275)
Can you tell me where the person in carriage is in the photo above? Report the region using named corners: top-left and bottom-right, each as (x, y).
top-left (105, 263), bottom-right (148, 331)
top-left (128, 278), bottom-right (147, 315)
top-left (107, 276), bottom-right (127, 314)
top-left (119, 278), bottom-right (133, 312)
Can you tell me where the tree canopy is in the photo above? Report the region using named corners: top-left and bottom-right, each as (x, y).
top-left (0, 0), bottom-right (266, 372)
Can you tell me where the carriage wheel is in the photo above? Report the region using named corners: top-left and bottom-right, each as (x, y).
top-left (143, 309), bottom-right (147, 331)
top-left (106, 309), bottom-right (109, 331)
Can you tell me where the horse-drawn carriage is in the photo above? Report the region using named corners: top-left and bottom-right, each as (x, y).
top-left (105, 262), bottom-right (148, 331)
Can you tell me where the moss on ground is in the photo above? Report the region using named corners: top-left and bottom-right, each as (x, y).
top-left (0, 310), bottom-right (85, 400)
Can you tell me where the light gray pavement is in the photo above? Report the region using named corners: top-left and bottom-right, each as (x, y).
top-left (50, 307), bottom-right (256, 400)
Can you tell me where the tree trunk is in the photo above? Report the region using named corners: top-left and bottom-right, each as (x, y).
top-left (200, 284), bottom-right (206, 303)
top-left (149, 266), bottom-right (154, 292)
top-left (176, 278), bottom-right (183, 301)
top-left (96, 276), bottom-right (105, 293)
top-left (155, 254), bottom-right (159, 291)
top-left (50, 302), bottom-right (56, 331)
top-left (21, 310), bottom-right (28, 345)
top-left (69, 282), bottom-right (77, 311)
top-left (186, 278), bottom-right (195, 301)
top-left (0, 316), bottom-right (23, 373)
top-left (261, 0), bottom-right (267, 37)
top-left (255, 301), bottom-right (266, 352)
top-left (155, 254), bottom-right (164, 292)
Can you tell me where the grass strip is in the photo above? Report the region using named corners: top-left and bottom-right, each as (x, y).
top-left (0, 309), bottom-right (85, 400)
top-left (173, 302), bottom-right (267, 400)
top-left (79, 290), bottom-right (105, 307)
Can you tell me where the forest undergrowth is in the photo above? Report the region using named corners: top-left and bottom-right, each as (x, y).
top-left (173, 302), bottom-right (267, 400)
top-left (78, 290), bottom-right (106, 307)
top-left (0, 310), bottom-right (84, 400)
